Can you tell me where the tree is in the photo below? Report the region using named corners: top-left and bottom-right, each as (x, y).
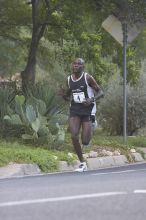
top-left (0, 0), bottom-right (31, 77)
top-left (21, 0), bottom-right (100, 88)
top-left (21, 0), bottom-right (47, 89)
top-left (1, 0), bottom-right (146, 89)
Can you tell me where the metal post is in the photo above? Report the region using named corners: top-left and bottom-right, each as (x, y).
top-left (122, 21), bottom-right (128, 143)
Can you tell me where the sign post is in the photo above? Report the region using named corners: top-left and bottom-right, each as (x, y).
top-left (122, 21), bottom-right (128, 142)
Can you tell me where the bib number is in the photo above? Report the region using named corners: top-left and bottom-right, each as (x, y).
top-left (73, 92), bottom-right (85, 103)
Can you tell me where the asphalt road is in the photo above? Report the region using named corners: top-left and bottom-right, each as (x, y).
top-left (0, 163), bottom-right (146, 220)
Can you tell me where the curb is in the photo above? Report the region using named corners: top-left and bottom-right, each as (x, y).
top-left (0, 153), bottom-right (145, 179)
top-left (0, 163), bottom-right (41, 179)
top-left (59, 153), bottom-right (145, 172)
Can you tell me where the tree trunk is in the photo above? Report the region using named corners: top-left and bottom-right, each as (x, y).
top-left (21, 0), bottom-right (46, 90)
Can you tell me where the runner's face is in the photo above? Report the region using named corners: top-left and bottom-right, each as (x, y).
top-left (72, 59), bottom-right (84, 74)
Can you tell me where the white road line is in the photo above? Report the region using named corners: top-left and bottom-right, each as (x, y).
top-left (92, 168), bottom-right (146, 176)
top-left (134, 190), bottom-right (146, 194)
top-left (0, 192), bottom-right (127, 207)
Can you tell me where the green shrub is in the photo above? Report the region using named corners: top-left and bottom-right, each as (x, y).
top-left (98, 69), bottom-right (146, 135)
top-left (0, 141), bottom-right (77, 172)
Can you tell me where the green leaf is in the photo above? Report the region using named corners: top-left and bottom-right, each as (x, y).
top-left (4, 115), bottom-right (11, 120)
top-left (22, 134), bottom-right (34, 140)
top-left (26, 97), bottom-right (46, 115)
top-left (26, 105), bottom-right (36, 123)
top-left (31, 118), bottom-right (40, 133)
top-left (15, 95), bottom-right (25, 106)
top-left (4, 114), bottom-right (22, 125)
top-left (10, 114), bottom-right (23, 125)
top-left (38, 126), bottom-right (50, 136)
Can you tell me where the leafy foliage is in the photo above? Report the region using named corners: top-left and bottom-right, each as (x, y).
top-left (4, 94), bottom-right (67, 149)
top-left (0, 84), bottom-right (15, 122)
top-left (1, 0), bottom-right (146, 86)
top-left (98, 62), bottom-right (146, 135)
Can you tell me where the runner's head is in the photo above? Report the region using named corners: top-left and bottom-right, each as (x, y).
top-left (72, 58), bottom-right (85, 74)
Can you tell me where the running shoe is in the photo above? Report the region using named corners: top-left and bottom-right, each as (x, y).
top-left (75, 162), bottom-right (87, 172)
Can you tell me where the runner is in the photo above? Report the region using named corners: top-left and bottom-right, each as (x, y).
top-left (59, 58), bottom-right (104, 172)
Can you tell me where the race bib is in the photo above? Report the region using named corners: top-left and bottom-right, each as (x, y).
top-left (73, 92), bottom-right (85, 103)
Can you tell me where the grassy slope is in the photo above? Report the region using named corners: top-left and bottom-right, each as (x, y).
top-left (0, 130), bottom-right (146, 172)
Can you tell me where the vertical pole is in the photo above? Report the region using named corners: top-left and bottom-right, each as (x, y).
top-left (122, 21), bottom-right (128, 143)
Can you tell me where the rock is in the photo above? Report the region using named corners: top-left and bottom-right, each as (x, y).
top-left (88, 151), bottom-right (98, 158)
top-left (101, 149), bottom-right (107, 156)
top-left (130, 148), bottom-right (136, 153)
top-left (131, 153), bottom-right (144, 162)
top-left (106, 151), bottom-right (113, 156)
top-left (113, 150), bottom-right (121, 156)
top-left (83, 153), bottom-right (89, 159)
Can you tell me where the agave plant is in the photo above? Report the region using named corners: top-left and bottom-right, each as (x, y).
top-left (27, 81), bottom-right (66, 116)
top-left (4, 94), bottom-right (67, 149)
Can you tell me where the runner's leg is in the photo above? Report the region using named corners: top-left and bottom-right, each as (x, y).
top-left (69, 116), bottom-right (84, 162)
top-left (81, 120), bottom-right (92, 146)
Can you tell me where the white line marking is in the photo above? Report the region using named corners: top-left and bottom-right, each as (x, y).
top-left (92, 168), bottom-right (146, 176)
top-left (0, 192), bottom-right (127, 207)
top-left (134, 190), bottom-right (146, 194)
